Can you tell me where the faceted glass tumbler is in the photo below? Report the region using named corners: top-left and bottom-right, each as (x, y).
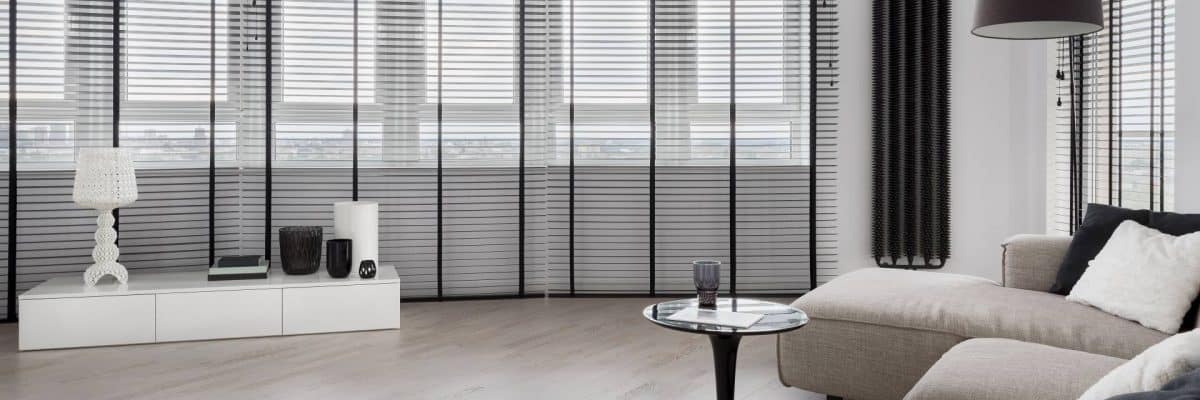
top-left (280, 226), bottom-right (323, 275)
top-left (693, 260), bottom-right (721, 307)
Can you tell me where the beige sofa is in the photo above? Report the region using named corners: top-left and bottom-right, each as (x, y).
top-left (777, 234), bottom-right (1181, 400)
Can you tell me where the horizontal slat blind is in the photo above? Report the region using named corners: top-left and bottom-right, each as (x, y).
top-left (120, 0), bottom-right (228, 275)
top-left (3, 0), bottom-right (838, 315)
top-left (438, 0), bottom-right (523, 296)
top-left (1053, 0), bottom-right (1174, 233)
top-left (360, 168), bottom-right (438, 297)
top-left (523, 0), bottom-right (549, 295)
top-left (227, 0), bottom-right (266, 261)
top-left (734, 0), bottom-right (812, 292)
top-left (1, 0), bottom-right (9, 318)
top-left (15, 0), bottom-right (109, 307)
top-left (548, 0), bottom-right (653, 294)
top-left (359, 0), bottom-right (440, 297)
top-left (270, 0), bottom-right (354, 262)
top-left (812, 1), bottom-right (838, 285)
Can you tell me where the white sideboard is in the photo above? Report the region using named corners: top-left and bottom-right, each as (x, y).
top-left (18, 266), bottom-right (401, 351)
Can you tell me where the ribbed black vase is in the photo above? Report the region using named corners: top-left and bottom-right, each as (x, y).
top-left (326, 239), bottom-right (352, 278)
top-left (279, 226), bottom-right (322, 275)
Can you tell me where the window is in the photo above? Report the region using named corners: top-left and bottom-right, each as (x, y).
top-left (2, 0), bottom-right (838, 317)
top-left (1052, 0), bottom-right (1174, 233)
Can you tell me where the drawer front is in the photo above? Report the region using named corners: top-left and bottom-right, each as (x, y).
top-left (156, 289), bottom-right (282, 342)
top-left (282, 283), bottom-right (400, 335)
top-left (20, 295), bottom-right (156, 351)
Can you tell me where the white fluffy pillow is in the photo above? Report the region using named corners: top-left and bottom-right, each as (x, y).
top-left (1078, 330), bottom-right (1200, 400)
top-left (1066, 220), bottom-right (1200, 334)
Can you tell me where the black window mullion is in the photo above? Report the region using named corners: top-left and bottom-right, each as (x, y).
top-left (208, 0), bottom-right (217, 267)
top-left (648, 0), bottom-right (656, 296)
top-left (436, 0), bottom-right (444, 299)
top-left (1076, 35), bottom-right (1086, 227)
top-left (1075, 37), bottom-right (1084, 234)
top-left (264, 0), bottom-right (274, 261)
top-left (352, 0), bottom-right (359, 201)
top-left (112, 0), bottom-right (120, 238)
top-left (517, 0), bottom-right (526, 297)
top-left (569, 0), bottom-right (576, 296)
top-left (1107, 1), bottom-right (1114, 205)
top-left (1157, 0), bottom-right (1165, 212)
top-left (808, 0), bottom-right (818, 291)
top-left (7, 0), bottom-right (17, 322)
top-left (728, 0), bottom-right (737, 296)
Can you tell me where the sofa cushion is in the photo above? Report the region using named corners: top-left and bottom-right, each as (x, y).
top-left (1066, 220), bottom-right (1200, 334)
top-left (796, 268), bottom-right (1168, 359)
top-left (1052, 203), bottom-right (1151, 295)
top-left (1147, 210), bottom-right (1200, 331)
top-left (1080, 330), bottom-right (1200, 400)
top-left (778, 318), bottom-right (964, 400)
top-left (904, 338), bottom-right (1124, 400)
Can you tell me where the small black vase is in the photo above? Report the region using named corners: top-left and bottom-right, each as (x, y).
top-left (326, 239), bottom-right (352, 278)
top-left (279, 226), bottom-right (322, 275)
top-left (358, 259), bottom-right (377, 279)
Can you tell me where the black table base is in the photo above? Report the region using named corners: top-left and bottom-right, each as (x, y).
top-left (709, 334), bottom-right (742, 400)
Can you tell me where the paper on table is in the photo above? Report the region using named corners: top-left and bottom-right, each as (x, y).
top-left (665, 307), bottom-right (763, 329)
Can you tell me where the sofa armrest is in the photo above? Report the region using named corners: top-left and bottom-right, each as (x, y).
top-left (1001, 234), bottom-right (1071, 292)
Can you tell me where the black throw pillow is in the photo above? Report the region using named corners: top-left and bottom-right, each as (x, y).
top-left (1051, 203), bottom-right (1150, 295)
top-left (1148, 210), bottom-right (1200, 331)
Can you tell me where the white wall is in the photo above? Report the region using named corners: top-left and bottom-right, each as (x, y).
top-left (1176, 1), bottom-right (1200, 212)
top-left (836, 1), bottom-right (1049, 282)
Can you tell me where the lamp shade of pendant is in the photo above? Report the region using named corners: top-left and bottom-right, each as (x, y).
top-left (973, 0), bottom-right (1103, 40)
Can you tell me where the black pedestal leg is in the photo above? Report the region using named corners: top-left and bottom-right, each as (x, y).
top-left (708, 334), bottom-right (742, 400)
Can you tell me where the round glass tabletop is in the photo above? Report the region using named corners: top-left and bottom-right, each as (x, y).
top-left (642, 298), bottom-right (808, 336)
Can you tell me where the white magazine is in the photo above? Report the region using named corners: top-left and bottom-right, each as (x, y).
top-left (665, 307), bottom-right (763, 329)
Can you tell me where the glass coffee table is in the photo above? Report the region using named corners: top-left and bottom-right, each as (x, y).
top-left (643, 298), bottom-right (808, 400)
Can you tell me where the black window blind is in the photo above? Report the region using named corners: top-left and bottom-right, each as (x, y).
top-left (1054, 0), bottom-right (1174, 233)
top-left (0, 0), bottom-right (838, 319)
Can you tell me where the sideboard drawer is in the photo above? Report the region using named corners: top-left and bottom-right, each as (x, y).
top-left (19, 295), bottom-right (156, 351)
top-left (282, 283), bottom-right (400, 335)
top-left (156, 289), bottom-right (282, 342)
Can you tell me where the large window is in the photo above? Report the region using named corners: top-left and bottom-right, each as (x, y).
top-left (1053, 0), bottom-right (1174, 233)
top-left (1, 0), bottom-right (838, 318)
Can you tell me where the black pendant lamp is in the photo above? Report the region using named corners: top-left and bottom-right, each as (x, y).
top-left (973, 0), bottom-right (1103, 39)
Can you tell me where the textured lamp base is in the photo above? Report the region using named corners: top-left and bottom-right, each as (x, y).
top-left (84, 261), bottom-right (129, 286)
top-left (84, 209), bottom-right (128, 287)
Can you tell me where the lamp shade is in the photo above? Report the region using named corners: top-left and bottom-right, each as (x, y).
top-left (973, 0), bottom-right (1103, 40)
top-left (73, 148), bottom-right (138, 210)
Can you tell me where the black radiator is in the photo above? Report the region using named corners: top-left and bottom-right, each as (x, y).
top-left (871, 0), bottom-right (951, 269)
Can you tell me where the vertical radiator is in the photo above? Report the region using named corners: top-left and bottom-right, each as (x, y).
top-left (871, 0), bottom-right (951, 268)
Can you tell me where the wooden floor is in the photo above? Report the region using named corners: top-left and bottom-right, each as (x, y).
top-left (0, 297), bottom-right (821, 400)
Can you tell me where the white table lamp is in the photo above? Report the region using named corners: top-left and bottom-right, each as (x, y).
top-left (73, 148), bottom-right (138, 286)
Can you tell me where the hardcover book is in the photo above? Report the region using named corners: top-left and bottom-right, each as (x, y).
top-left (208, 255), bottom-right (270, 281)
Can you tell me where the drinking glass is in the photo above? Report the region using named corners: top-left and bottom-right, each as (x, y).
top-left (693, 260), bottom-right (721, 307)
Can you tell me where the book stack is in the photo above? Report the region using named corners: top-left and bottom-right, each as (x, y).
top-left (208, 255), bottom-right (270, 281)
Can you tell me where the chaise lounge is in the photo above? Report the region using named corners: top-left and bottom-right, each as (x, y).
top-left (777, 234), bottom-right (1185, 400)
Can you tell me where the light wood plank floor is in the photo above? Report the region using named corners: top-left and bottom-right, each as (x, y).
top-left (0, 297), bottom-right (821, 399)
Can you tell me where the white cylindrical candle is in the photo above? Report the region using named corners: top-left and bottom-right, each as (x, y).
top-left (333, 201), bottom-right (379, 271)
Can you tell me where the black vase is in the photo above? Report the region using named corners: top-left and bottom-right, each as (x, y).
top-left (358, 259), bottom-right (377, 279)
top-left (326, 239), bottom-right (353, 278)
top-left (279, 226), bottom-right (322, 275)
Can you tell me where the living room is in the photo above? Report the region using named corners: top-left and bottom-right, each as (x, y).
top-left (1, 0), bottom-right (1197, 399)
